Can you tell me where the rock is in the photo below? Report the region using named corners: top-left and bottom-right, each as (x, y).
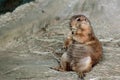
top-left (0, 0), bottom-right (120, 80)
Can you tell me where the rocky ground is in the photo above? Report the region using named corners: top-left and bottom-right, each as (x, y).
top-left (0, 0), bottom-right (120, 80)
top-left (0, 35), bottom-right (120, 80)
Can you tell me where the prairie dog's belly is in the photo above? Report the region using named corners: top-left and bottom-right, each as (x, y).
top-left (67, 43), bottom-right (93, 58)
top-left (67, 43), bottom-right (93, 72)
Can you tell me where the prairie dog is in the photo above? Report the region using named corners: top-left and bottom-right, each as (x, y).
top-left (52, 15), bottom-right (102, 80)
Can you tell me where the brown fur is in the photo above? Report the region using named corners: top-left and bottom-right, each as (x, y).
top-left (52, 15), bottom-right (102, 80)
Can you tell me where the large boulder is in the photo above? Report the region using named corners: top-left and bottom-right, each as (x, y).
top-left (0, 0), bottom-right (120, 80)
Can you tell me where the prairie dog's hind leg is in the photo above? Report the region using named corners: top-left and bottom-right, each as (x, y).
top-left (72, 56), bottom-right (92, 80)
top-left (51, 52), bottom-right (71, 71)
top-left (79, 56), bottom-right (92, 72)
top-left (60, 52), bottom-right (71, 71)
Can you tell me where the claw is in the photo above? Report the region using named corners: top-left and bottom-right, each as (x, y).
top-left (77, 72), bottom-right (85, 80)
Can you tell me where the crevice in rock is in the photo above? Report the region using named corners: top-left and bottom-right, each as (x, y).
top-left (0, 0), bottom-right (35, 14)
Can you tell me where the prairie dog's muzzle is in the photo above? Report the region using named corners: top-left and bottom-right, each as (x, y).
top-left (71, 27), bottom-right (77, 34)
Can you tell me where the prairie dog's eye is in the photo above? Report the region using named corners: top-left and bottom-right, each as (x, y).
top-left (76, 18), bottom-right (80, 21)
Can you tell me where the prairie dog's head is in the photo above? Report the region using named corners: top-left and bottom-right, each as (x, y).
top-left (70, 15), bottom-right (92, 34)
